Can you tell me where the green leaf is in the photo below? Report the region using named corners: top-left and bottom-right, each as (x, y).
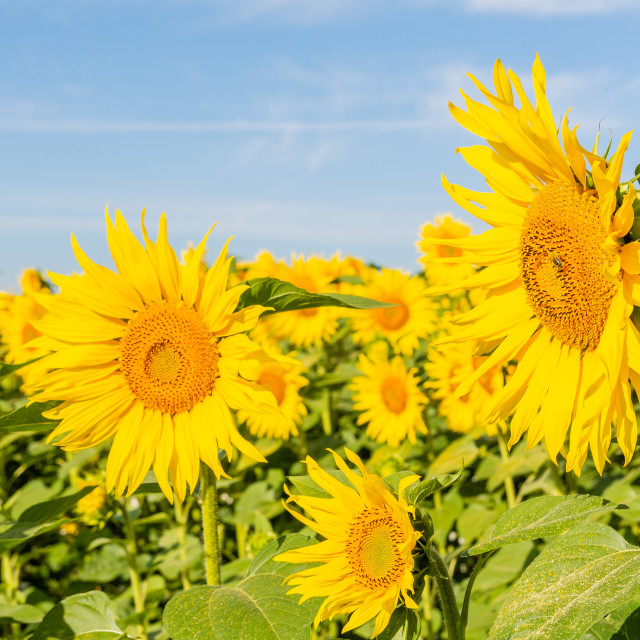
top-left (376, 608), bottom-right (420, 640)
top-left (236, 277), bottom-right (393, 314)
top-left (464, 494), bottom-right (622, 556)
top-left (0, 520), bottom-right (67, 552)
top-left (0, 359), bottom-right (38, 378)
top-left (0, 602), bottom-right (45, 624)
top-left (18, 486), bottom-right (96, 524)
top-left (488, 523), bottom-right (640, 640)
top-left (581, 600), bottom-right (640, 639)
top-left (428, 434), bottom-right (478, 477)
top-left (32, 591), bottom-right (129, 640)
top-left (163, 534), bottom-right (321, 640)
top-left (405, 468), bottom-right (463, 504)
top-left (0, 401), bottom-right (59, 433)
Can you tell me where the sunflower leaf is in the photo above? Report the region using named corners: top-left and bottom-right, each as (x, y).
top-left (376, 608), bottom-right (420, 640)
top-left (464, 494), bottom-right (624, 557)
top-left (488, 523), bottom-right (640, 640)
top-left (163, 534), bottom-right (321, 640)
top-left (0, 401), bottom-right (60, 433)
top-left (236, 277), bottom-right (393, 314)
top-left (405, 467), bottom-right (464, 505)
top-left (580, 599), bottom-right (640, 639)
top-left (31, 590), bottom-right (131, 640)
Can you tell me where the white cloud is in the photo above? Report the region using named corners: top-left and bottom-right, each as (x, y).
top-left (465, 0), bottom-right (637, 15)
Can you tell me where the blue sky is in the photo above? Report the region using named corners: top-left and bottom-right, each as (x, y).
top-left (1, 0), bottom-right (640, 290)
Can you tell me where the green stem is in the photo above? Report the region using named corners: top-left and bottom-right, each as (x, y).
top-left (200, 462), bottom-right (221, 586)
top-left (320, 389), bottom-right (332, 436)
top-left (120, 500), bottom-right (147, 640)
top-left (422, 577), bottom-right (435, 640)
top-left (460, 552), bottom-right (493, 639)
top-left (429, 543), bottom-right (462, 640)
top-left (174, 498), bottom-right (192, 591)
top-left (497, 432), bottom-right (516, 509)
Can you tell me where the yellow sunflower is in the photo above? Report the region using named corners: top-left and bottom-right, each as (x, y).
top-left (429, 55), bottom-right (640, 473)
top-left (349, 267), bottom-right (436, 356)
top-left (26, 209), bottom-right (282, 503)
top-left (0, 269), bottom-right (52, 387)
top-left (275, 448), bottom-right (421, 638)
top-left (351, 348), bottom-right (428, 447)
top-left (424, 340), bottom-right (504, 435)
top-left (417, 214), bottom-right (476, 286)
top-left (245, 252), bottom-right (341, 349)
top-left (236, 343), bottom-right (308, 440)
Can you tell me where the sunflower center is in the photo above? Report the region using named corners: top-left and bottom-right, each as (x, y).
top-left (375, 302), bottom-right (409, 331)
top-left (259, 368), bottom-right (286, 405)
top-left (346, 507), bottom-right (406, 589)
top-left (520, 180), bottom-right (617, 351)
top-left (120, 302), bottom-right (219, 414)
top-left (381, 377), bottom-right (408, 414)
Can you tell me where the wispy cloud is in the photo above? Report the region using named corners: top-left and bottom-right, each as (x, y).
top-left (0, 117), bottom-right (437, 134)
top-left (464, 0), bottom-right (637, 15)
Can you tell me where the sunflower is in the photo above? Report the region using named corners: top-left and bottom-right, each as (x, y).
top-left (417, 214), bottom-right (475, 286)
top-left (26, 209), bottom-right (282, 503)
top-left (236, 343), bottom-right (308, 440)
top-left (429, 55), bottom-right (640, 473)
top-left (0, 269), bottom-right (52, 387)
top-left (275, 448), bottom-right (421, 638)
top-left (349, 267), bottom-right (436, 356)
top-left (351, 348), bottom-right (428, 447)
top-left (424, 340), bottom-right (504, 435)
top-left (245, 252), bottom-right (341, 349)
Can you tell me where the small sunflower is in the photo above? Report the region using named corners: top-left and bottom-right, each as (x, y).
top-left (236, 343), bottom-right (308, 440)
top-left (417, 214), bottom-right (475, 286)
top-left (275, 448), bottom-right (421, 638)
top-left (349, 267), bottom-right (436, 356)
top-left (0, 269), bottom-right (51, 387)
top-left (26, 209), bottom-right (282, 503)
top-left (351, 349), bottom-right (428, 447)
top-left (430, 56), bottom-right (640, 472)
top-left (425, 341), bottom-right (504, 435)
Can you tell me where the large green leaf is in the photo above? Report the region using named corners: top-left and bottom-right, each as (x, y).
top-left (0, 602), bottom-right (45, 624)
top-left (0, 401), bottom-right (60, 433)
top-left (18, 486), bottom-right (96, 524)
top-left (581, 600), bottom-right (640, 639)
top-left (32, 590), bottom-right (130, 640)
top-left (488, 523), bottom-right (640, 640)
top-left (163, 534), bottom-right (321, 640)
top-left (464, 494), bottom-right (621, 556)
top-left (236, 277), bottom-right (393, 314)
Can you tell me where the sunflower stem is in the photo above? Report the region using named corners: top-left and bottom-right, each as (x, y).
top-left (320, 389), bottom-right (333, 436)
top-left (429, 543), bottom-right (462, 640)
top-left (120, 499), bottom-right (147, 640)
top-left (460, 551), bottom-right (493, 639)
top-left (200, 462), bottom-right (221, 586)
top-left (497, 431), bottom-right (516, 509)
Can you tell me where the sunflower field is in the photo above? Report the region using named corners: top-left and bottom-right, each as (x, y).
top-left (3, 56), bottom-right (640, 640)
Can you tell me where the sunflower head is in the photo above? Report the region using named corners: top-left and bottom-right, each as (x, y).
top-left (431, 55), bottom-right (639, 472)
top-left (27, 209), bottom-right (284, 503)
top-left (275, 448), bottom-right (421, 638)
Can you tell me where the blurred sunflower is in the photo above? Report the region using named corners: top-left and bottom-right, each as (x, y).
top-left (349, 267), bottom-right (436, 356)
top-left (26, 210), bottom-right (282, 503)
top-left (351, 348), bottom-right (428, 447)
top-left (0, 269), bottom-right (52, 387)
top-left (425, 341), bottom-right (504, 435)
top-left (430, 55), bottom-right (640, 472)
top-left (246, 252), bottom-right (341, 349)
top-left (275, 448), bottom-right (421, 638)
top-left (417, 214), bottom-right (475, 286)
top-left (236, 343), bottom-right (308, 440)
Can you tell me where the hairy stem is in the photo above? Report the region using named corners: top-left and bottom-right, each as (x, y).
top-left (430, 543), bottom-right (462, 640)
top-left (200, 462), bottom-right (221, 586)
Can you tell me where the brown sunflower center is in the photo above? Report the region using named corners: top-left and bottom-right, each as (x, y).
top-left (258, 367), bottom-right (286, 405)
top-left (381, 377), bottom-right (408, 414)
top-left (375, 302), bottom-right (409, 331)
top-left (520, 180), bottom-right (617, 351)
top-left (120, 302), bottom-right (219, 414)
top-left (346, 507), bottom-right (406, 589)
